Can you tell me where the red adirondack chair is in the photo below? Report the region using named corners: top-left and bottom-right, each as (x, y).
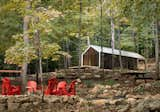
top-left (44, 77), bottom-right (79, 96)
top-left (26, 81), bottom-right (37, 94)
top-left (56, 81), bottom-right (68, 96)
top-left (44, 77), bottom-right (58, 95)
top-left (2, 77), bottom-right (21, 95)
top-left (56, 80), bottom-right (78, 96)
top-left (68, 80), bottom-right (78, 95)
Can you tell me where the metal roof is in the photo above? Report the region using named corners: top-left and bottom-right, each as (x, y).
top-left (83, 45), bottom-right (145, 60)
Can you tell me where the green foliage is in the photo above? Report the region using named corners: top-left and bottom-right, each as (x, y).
top-left (5, 42), bottom-right (37, 66)
top-left (3, 0), bottom-right (65, 67)
top-left (0, 0), bottom-right (159, 69)
top-left (103, 79), bottom-right (117, 86)
top-left (134, 85), bottom-right (145, 94)
top-left (83, 80), bottom-right (95, 88)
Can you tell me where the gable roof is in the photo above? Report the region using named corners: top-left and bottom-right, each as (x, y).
top-left (82, 45), bottom-right (145, 60)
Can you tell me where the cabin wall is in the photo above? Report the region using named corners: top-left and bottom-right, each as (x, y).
top-left (103, 54), bottom-right (137, 70)
top-left (127, 57), bottom-right (137, 70)
top-left (83, 48), bottom-right (99, 66)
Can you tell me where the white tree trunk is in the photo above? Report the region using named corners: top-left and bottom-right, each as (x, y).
top-left (111, 18), bottom-right (115, 69)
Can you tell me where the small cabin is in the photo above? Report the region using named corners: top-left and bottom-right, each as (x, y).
top-left (81, 45), bottom-right (145, 70)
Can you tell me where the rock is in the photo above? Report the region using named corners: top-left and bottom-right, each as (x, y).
top-left (118, 105), bottom-right (130, 112)
top-left (94, 75), bottom-right (101, 79)
top-left (0, 96), bottom-right (7, 103)
top-left (132, 97), bottom-right (160, 112)
top-left (124, 81), bottom-right (130, 84)
top-left (152, 94), bottom-right (160, 99)
top-left (0, 104), bottom-right (7, 111)
top-left (84, 73), bottom-right (92, 76)
top-left (80, 75), bottom-right (87, 79)
top-left (149, 100), bottom-right (160, 111)
top-left (33, 102), bottom-right (39, 106)
top-left (29, 95), bottom-right (41, 102)
top-left (97, 93), bottom-right (111, 98)
top-left (144, 95), bottom-right (152, 100)
top-left (21, 103), bottom-right (31, 110)
top-left (126, 98), bottom-right (137, 106)
top-left (80, 73), bottom-right (94, 79)
top-left (91, 99), bottom-right (107, 106)
top-left (105, 85), bottom-right (112, 89)
top-left (115, 90), bottom-right (122, 96)
top-left (103, 89), bottom-right (109, 93)
top-left (144, 83), bottom-right (152, 90)
top-left (16, 96), bottom-right (30, 103)
top-left (8, 103), bottom-right (20, 111)
top-left (70, 96), bottom-right (80, 103)
top-left (112, 83), bottom-right (121, 88)
top-left (79, 98), bottom-right (88, 106)
top-left (89, 84), bottom-right (105, 94)
top-left (44, 96), bottom-right (61, 103)
top-left (126, 94), bottom-right (144, 99)
top-left (62, 96), bottom-right (69, 103)
top-left (7, 96), bottom-right (16, 103)
top-left (109, 99), bottom-right (125, 105)
top-left (67, 96), bottom-right (75, 104)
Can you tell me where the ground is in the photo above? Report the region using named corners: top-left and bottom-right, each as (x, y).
top-left (76, 77), bottom-right (160, 112)
top-left (0, 68), bottom-right (160, 112)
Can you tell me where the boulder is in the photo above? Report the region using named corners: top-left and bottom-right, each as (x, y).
top-left (112, 83), bottom-right (121, 88)
top-left (94, 75), bottom-right (101, 79)
top-left (126, 98), bottom-right (137, 106)
top-left (0, 96), bottom-right (7, 103)
top-left (0, 104), bottom-right (7, 111)
top-left (132, 97), bottom-right (160, 112)
top-left (89, 85), bottom-right (105, 94)
top-left (91, 99), bottom-right (107, 106)
top-left (8, 103), bottom-right (20, 111)
top-left (143, 83), bottom-right (152, 90)
top-left (105, 85), bottom-right (112, 89)
top-left (108, 98), bottom-right (125, 105)
top-left (44, 96), bottom-right (61, 103)
top-left (118, 104), bottom-right (130, 112)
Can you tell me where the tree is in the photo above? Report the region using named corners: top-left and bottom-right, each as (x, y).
top-left (20, 0), bottom-right (31, 93)
top-left (4, 0), bottom-right (63, 93)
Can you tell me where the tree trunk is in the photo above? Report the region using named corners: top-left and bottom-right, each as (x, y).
top-left (132, 31), bottom-right (137, 53)
top-left (111, 17), bottom-right (115, 69)
top-left (21, 0), bottom-right (31, 93)
top-left (144, 36), bottom-right (149, 71)
top-left (78, 0), bottom-right (82, 74)
top-left (66, 39), bottom-right (70, 68)
top-left (155, 22), bottom-right (159, 79)
top-left (34, 18), bottom-right (40, 84)
top-left (118, 27), bottom-right (123, 71)
top-left (35, 59), bottom-right (39, 84)
top-left (100, 0), bottom-right (104, 70)
top-left (34, 16), bottom-right (44, 98)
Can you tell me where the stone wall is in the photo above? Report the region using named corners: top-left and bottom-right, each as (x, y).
top-left (56, 69), bottom-right (121, 80)
top-left (0, 95), bottom-right (89, 112)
